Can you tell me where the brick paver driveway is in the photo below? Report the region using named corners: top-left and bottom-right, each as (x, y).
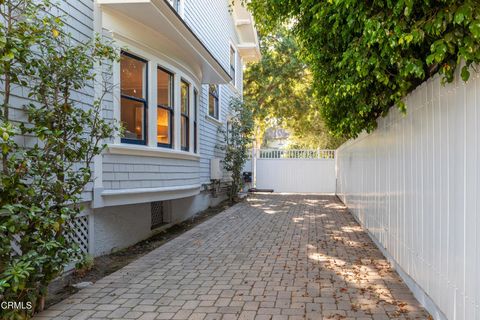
top-left (36, 194), bottom-right (429, 320)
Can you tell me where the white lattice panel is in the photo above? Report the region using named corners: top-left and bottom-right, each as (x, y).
top-left (66, 215), bottom-right (89, 257)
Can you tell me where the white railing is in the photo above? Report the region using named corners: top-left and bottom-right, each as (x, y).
top-left (257, 149), bottom-right (335, 159)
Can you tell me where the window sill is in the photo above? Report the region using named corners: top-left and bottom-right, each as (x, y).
top-left (106, 144), bottom-right (200, 160)
top-left (224, 81), bottom-right (242, 94)
top-left (93, 184), bottom-right (201, 208)
top-left (205, 115), bottom-right (223, 126)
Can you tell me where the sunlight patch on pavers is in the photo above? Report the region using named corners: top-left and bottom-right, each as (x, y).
top-left (35, 194), bottom-right (430, 320)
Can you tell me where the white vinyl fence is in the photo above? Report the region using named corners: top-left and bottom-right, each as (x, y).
top-left (249, 149), bottom-right (336, 193)
top-left (336, 70), bottom-right (480, 320)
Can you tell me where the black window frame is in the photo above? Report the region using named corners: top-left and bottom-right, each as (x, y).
top-left (120, 51), bottom-right (148, 146)
top-left (208, 84), bottom-right (219, 120)
top-left (194, 88), bottom-right (198, 153)
top-left (157, 66), bottom-right (174, 149)
top-left (230, 46), bottom-right (236, 85)
top-left (180, 79), bottom-right (190, 151)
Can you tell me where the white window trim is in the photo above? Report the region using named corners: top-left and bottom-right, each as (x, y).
top-left (106, 143), bottom-right (200, 160)
top-left (205, 114), bottom-right (223, 126)
top-left (113, 40), bottom-right (202, 157)
top-left (229, 40), bottom-right (238, 88)
top-left (207, 83), bottom-right (221, 122)
top-left (192, 86), bottom-right (199, 153)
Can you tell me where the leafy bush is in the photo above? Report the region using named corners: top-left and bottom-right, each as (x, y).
top-left (247, 0), bottom-right (480, 138)
top-left (74, 254), bottom-right (95, 278)
top-left (218, 98), bottom-right (254, 201)
top-left (0, 1), bottom-right (118, 318)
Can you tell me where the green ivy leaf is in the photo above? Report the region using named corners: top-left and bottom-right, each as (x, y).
top-left (470, 20), bottom-right (480, 39)
top-left (1, 52), bottom-right (14, 61)
top-left (461, 65), bottom-right (470, 81)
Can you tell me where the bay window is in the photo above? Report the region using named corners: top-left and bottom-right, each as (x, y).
top-left (120, 52), bottom-right (148, 145)
top-left (157, 67), bottom-right (174, 148)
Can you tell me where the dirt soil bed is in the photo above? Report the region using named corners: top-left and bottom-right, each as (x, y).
top-left (46, 199), bottom-right (234, 308)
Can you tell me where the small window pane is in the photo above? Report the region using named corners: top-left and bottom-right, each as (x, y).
top-left (157, 108), bottom-right (170, 145)
top-left (157, 68), bottom-right (173, 107)
top-left (208, 84), bottom-right (219, 119)
top-left (230, 46), bottom-right (235, 67)
top-left (181, 116), bottom-right (188, 149)
top-left (181, 81), bottom-right (189, 115)
top-left (230, 46), bottom-right (236, 82)
top-left (209, 94), bottom-right (216, 118)
top-left (121, 98), bottom-right (145, 141)
top-left (194, 89), bottom-right (198, 122)
top-left (209, 84), bottom-right (218, 96)
top-left (121, 53), bottom-right (146, 99)
top-left (194, 89), bottom-right (198, 153)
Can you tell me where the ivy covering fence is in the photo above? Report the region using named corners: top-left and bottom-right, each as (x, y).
top-left (247, 0), bottom-right (480, 138)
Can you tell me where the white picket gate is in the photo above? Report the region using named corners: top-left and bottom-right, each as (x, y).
top-left (245, 149), bottom-right (336, 193)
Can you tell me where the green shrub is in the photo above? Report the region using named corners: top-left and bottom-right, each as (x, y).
top-left (0, 1), bottom-right (118, 318)
top-left (218, 98), bottom-right (254, 202)
top-left (247, 0), bottom-right (480, 138)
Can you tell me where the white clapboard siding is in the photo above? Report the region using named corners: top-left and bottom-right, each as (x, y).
top-left (184, 0), bottom-right (242, 184)
top-left (336, 69), bottom-right (480, 320)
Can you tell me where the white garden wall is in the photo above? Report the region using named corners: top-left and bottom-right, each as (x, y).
top-left (336, 70), bottom-right (480, 320)
top-left (256, 159), bottom-right (336, 193)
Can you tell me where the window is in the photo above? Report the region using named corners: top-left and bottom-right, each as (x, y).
top-left (180, 80), bottom-right (190, 151)
top-left (194, 88), bottom-right (198, 153)
top-left (230, 46), bottom-right (236, 85)
top-left (120, 52), bottom-right (148, 145)
top-left (208, 84), bottom-right (219, 119)
top-left (157, 67), bottom-right (174, 148)
top-left (170, 0), bottom-right (180, 12)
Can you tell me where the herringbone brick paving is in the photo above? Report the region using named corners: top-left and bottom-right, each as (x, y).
top-left (35, 194), bottom-right (430, 320)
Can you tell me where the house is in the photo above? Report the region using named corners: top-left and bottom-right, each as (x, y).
top-left (64, 0), bottom-right (260, 257)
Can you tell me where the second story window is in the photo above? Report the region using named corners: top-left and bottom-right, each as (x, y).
top-left (230, 46), bottom-right (236, 85)
top-left (120, 52), bottom-right (148, 145)
top-left (181, 80), bottom-right (190, 151)
top-left (208, 84), bottom-right (219, 120)
top-left (157, 67), bottom-right (174, 148)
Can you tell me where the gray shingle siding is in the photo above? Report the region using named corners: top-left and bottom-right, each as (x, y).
top-left (102, 154), bottom-right (200, 190)
top-left (16, 0), bottom-right (245, 198)
top-left (183, 0), bottom-right (243, 184)
top-left (99, 0), bottom-right (244, 191)
top-left (3, 0), bottom-right (97, 202)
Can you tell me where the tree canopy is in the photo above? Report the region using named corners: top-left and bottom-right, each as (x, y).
top-left (244, 28), bottom-right (344, 149)
top-left (247, 0), bottom-right (480, 138)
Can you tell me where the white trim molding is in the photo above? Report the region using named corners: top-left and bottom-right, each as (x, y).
top-left (205, 114), bottom-right (223, 126)
top-left (105, 143), bottom-right (200, 160)
top-left (93, 184), bottom-right (201, 208)
top-left (98, 0), bottom-right (232, 83)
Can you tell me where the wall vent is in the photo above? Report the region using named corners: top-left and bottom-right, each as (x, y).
top-left (151, 201), bottom-right (166, 230)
